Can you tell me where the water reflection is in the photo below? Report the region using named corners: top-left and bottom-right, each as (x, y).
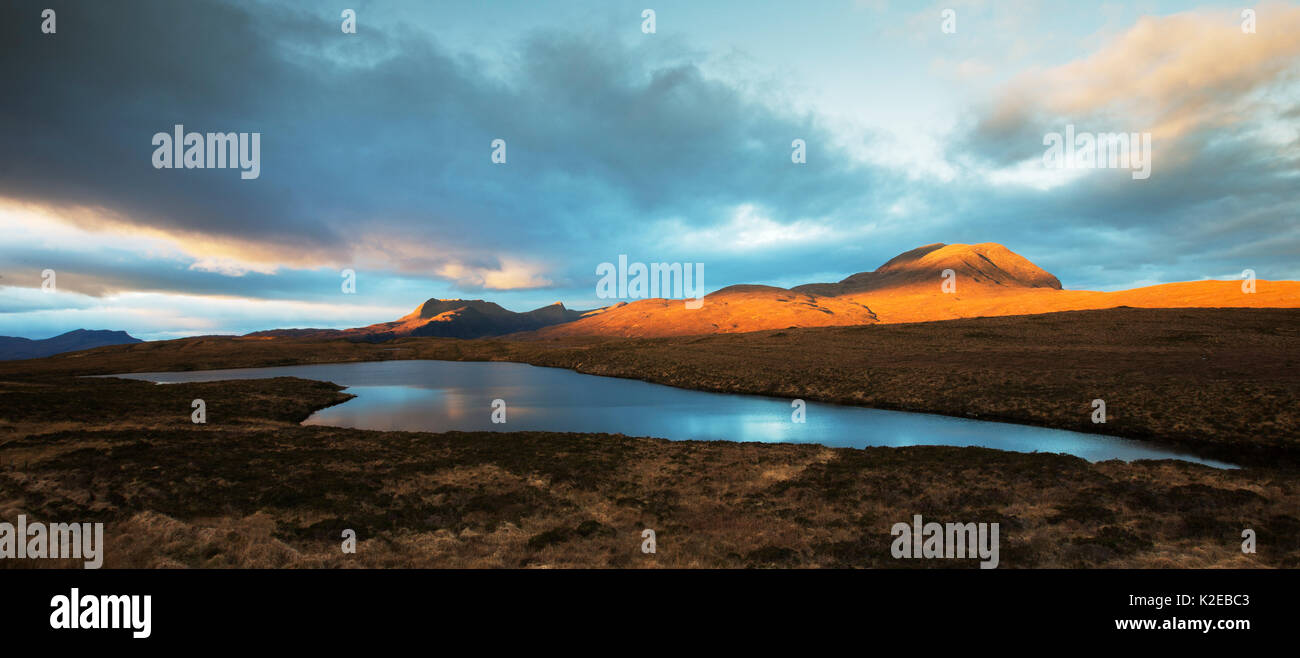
top-left (112, 360), bottom-right (1236, 468)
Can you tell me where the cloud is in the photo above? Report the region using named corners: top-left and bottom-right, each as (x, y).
top-left (0, 0), bottom-right (1295, 339)
top-left (0, 285), bottom-right (411, 340)
top-left (964, 3), bottom-right (1300, 166)
top-left (931, 3), bottom-right (1300, 288)
top-left (665, 204), bottom-right (836, 252)
top-left (436, 260), bottom-right (554, 291)
top-left (0, 0), bottom-right (886, 299)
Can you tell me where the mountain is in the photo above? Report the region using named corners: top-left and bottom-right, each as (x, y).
top-left (249, 299), bottom-right (592, 341)
top-left (245, 242), bottom-right (1299, 342)
top-left (536, 242), bottom-right (1300, 337)
top-left (536, 284), bottom-right (879, 337)
top-left (792, 242), bottom-right (1062, 295)
top-left (350, 299), bottom-right (591, 340)
top-left (0, 329), bottom-right (143, 361)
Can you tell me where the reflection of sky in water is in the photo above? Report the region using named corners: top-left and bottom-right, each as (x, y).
top-left (112, 360), bottom-right (1236, 468)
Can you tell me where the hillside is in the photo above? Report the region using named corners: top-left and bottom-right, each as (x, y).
top-left (250, 299), bottom-right (592, 341)
top-left (537, 243), bottom-right (1299, 337)
top-left (793, 242), bottom-right (1062, 296)
top-left (0, 329), bottom-right (142, 361)
top-left (246, 242), bottom-right (1299, 341)
top-left (351, 299), bottom-right (591, 339)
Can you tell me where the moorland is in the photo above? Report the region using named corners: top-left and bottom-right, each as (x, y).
top-left (1, 307), bottom-right (1296, 568)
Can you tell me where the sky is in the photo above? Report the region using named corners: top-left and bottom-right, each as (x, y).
top-left (1, 0), bottom-right (1297, 340)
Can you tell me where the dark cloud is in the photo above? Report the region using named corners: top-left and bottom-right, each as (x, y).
top-left (0, 0), bottom-right (889, 295)
top-left (0, 0), bottom-right (1294, 319)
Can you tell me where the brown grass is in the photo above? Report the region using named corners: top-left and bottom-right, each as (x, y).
top-left (4, 307), bottom-right (1292, 464)
top-left (0, 374), bottom-right (1297, 569)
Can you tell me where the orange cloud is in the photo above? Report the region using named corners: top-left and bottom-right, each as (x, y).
top-left (0, 198), bottom-right (557, 292)
top-left (985, 3), bottom-right (1300, 143)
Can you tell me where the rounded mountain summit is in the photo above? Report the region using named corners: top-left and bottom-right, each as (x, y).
top-left (251, 242), bottom-right (1298, 340)
top-left (534, 242), bottom-right (1296, 337)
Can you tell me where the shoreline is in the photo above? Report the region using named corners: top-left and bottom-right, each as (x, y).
top-left (7, 307), bottom-right (1296, 467)
top-left (105, 361), bottom-right (1242, 470)
top-left (1, 374), bottom-right (1295, 568)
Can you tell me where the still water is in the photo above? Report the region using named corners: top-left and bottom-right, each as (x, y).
top-left (113, 359), bottom-right (1235, 468)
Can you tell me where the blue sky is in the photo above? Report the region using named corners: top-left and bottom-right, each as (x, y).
top-left (1, 0), bottom-right (1297, 339)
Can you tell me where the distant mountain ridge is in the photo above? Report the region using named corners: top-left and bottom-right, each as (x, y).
top-left (247, 242), bottom-right (1300, 341)
top-left (249, 299), bottom-right (593, 341)
top-left (354, 299), bottom-right (591, 339)
top-left (536, 242), bottom-right (1300, 337)
top-left (0, 329), bottom-right (142, 360)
